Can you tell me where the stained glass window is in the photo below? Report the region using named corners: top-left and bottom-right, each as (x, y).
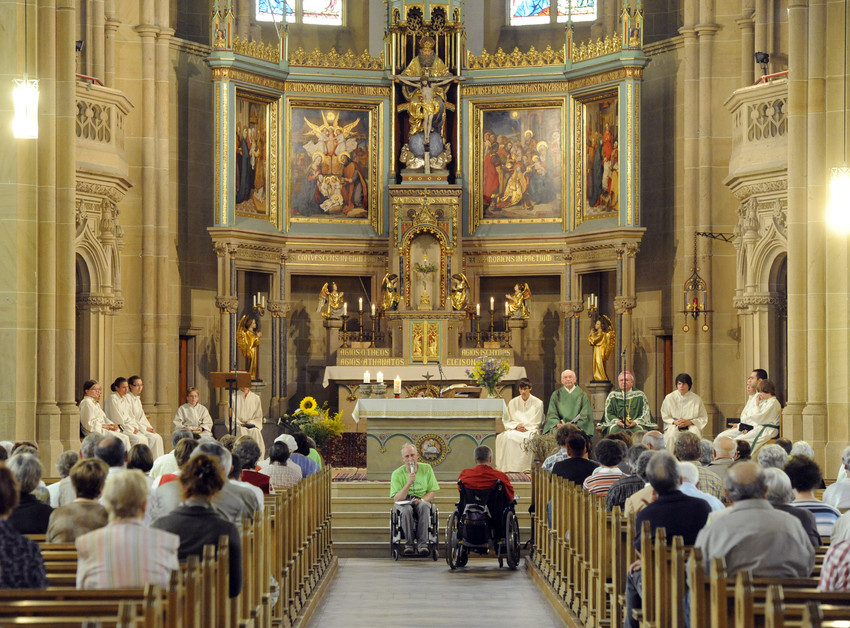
top-left (509, 0), bottom-right (596, 25)
top-left (302, 0), bottom-right (342, 24)
top-left (257, 0), bottom-right (294, 23)
top-left (257, 0), bottom-right (342, 25)
top-left (556, 0), bottom-right (597, 22)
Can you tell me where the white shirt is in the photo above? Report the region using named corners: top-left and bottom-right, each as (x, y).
top-left (173, 402), bottom-right (213, 433)
top-left (504, 394), bottom-right (544, 432)
top-left (660, 390), bottom-right (708, 432)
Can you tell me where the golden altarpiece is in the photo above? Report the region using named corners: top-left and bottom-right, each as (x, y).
top-left (206, 0), bottom-right (648, 433)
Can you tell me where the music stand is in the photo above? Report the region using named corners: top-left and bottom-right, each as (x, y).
top-left (211, 371), bottom-right (252, 437)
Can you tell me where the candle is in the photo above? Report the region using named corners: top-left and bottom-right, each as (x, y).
top-left (377, 371), bottom-right (384, 384)
top-left (587, 295), bottom-right (591, 309)
top-left (505, 301), bottom-right (509, 317)
top-left (490, 296), bottom-right (495, 311)
top-left (253, 295), bottom-right (257, 307)
top-left (363, 371), bottom-right (370, 384)
top-left (594, 295), bottom-right (598, 308)
top-left (371, 303), bottom-right (376, 317)
top-left (262, 295), bottom-right (266, 308)
top-left (359, 297), bottom-right (363, 312)
top-left (343, 302), bottom-right (348, 316)
top-left (394, 376), bottom-right (402, 394)
top-left (476, 303), bottom-right (481, 317)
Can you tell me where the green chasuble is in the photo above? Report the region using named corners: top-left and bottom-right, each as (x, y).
top-left (543, 386), bottom-right (593, 435)
top-left (600, 389), bottom-right (655, 435)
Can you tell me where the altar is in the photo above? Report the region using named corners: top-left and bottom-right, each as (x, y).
top-left (353, 398), bottom-right (509, 481)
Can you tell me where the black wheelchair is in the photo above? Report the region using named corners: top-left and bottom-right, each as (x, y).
top-left (445, 480), bottom-right (521, 570)
top-left (389, 501), bottom-right (440, 561)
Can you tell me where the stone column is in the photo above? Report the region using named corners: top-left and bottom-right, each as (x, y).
top-left (104, 1), bottom-right (118, 87)
top-left (736, 1), bottom-right (755, 85)
top-left (236, 0), bottom-right (251, 38)
top-left (91, 0), bottom-right (105, 82)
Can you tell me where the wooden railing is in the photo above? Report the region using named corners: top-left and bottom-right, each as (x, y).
top-left (2, 466), bottom-right (334, 628)
top-left (530, 466), bottom-right (850, 628)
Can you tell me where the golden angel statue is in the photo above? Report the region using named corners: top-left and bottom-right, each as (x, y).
top-left (317, 282), bottom-right (345, 319)
top-left (380, 273), bottom-right (400, 311)
top-left (589, 314), bottom-right (616, 382)
top-left (237, 314), bottom-right (262, 380)
top-left (450, 273), bottom-right (470, 311)
top-left (506, 282), bottom-right (532, 319)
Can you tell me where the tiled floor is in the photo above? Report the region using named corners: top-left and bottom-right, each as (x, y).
top-left (306, 556), bottom-right (565, 627)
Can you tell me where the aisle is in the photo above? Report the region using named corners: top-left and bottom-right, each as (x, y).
top-left (306, 556), bottom-right (564, 627)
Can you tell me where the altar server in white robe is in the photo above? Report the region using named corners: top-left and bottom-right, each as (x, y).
top-left (105, 377), bottom-right (147, 448)
top-left (127, 376), bottom-right (165, 458)
top-left (716, 379), bottom-right (781, 448)
top-left (232, 386), bottom-right (266, 459)
top-left (495, 378), bottom-right (544, 473)
top-left (661, 373), bottom-right (709, 451)
top-left (79, 379), bottom-right (131, 449)
top-left (173, 387), bottom-right (213, 435)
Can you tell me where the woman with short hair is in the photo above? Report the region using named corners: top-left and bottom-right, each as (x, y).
top-left (261, 441), bottom-right (302, 490)
top-left (0, 464), bottom-right (48, 588)
top-left (173, 387), bottom-right (213, 435)
top-left (76, 470), bottom-right (179, 589)
top-left (151, 454), bottom-right (242, 597)
top-left (46, 458), bottom-right (109, 543)
top-left (7, 453), bottom-right (53, 534)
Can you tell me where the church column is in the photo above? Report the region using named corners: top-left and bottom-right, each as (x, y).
top-left (783, 0), bottom-right (808, 434)
top-left (56, 0), bottom-right (79, 450)
top-left (104, 1), bottom-right (118, 87)
top-left (236, 0), bottom-right (250, 38)
top-left (736, 0), bottom-right (755, 86)
top-left (802, 0), bottom-right (828, 446)
top-left (90, 0), bottom-right (105, 82)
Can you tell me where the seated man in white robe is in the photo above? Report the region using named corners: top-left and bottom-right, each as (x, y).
top-left (232, 386), bottom-right (266, 459)
top-left (717, 375), bottom-right (781, 449)
top-left (495, 378), bottom-right (543, 473)
top-left (660, 372), bottom-right (708, 451)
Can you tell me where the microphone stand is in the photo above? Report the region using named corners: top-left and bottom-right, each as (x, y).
top-left (620, 349), bottom-right (628, 427)
top-left (437, 360), bottom-right (445, 398)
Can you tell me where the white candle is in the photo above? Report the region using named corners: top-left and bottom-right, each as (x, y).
top-left (394, 376), bottom-right (402, 394)
top-left (363, 371), bottom-right (370, 384)
top-left (476, 303), bottom-right (481, 317)
top-left (359, 297), bottom-right (363, 312)
top-left (490, 296), bottom-right (495, 311)
top-left (377, 371), bottom-right (384, 384)
top-left (262, 295), bottom-right (266, 308)
top-left (253, 295), bottom-right (257, 307)
top-left (371, 303), bottom-right (376, 317)
top-left (343, 302), bottom-right (348, 316)
top-left (505, 301), bottom-right (509, 316)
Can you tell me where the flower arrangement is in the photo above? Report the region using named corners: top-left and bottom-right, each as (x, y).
top-left (278, 396), bottom-right (346, 449)
top-left (414, 259), bottom-right (436, 274)
top-left (465, 355), bottom-right (510, 397)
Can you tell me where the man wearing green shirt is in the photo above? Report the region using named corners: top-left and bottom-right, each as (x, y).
top-left (601, 371), bottom-right (655, 435)
top-left (543, 369), bottom-right (594, 436)
top-left (390, 443), bottom-right (440, 555)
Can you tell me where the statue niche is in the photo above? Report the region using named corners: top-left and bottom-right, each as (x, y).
top-left (410, 234), bottom-right (441, 311)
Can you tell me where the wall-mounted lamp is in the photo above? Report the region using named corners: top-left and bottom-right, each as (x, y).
top-left (75, 40), bottom-right (84, 53)
top-left (828, 0), bottom-right (849, 232)
top-left (754, 51), bottom-right (770, 76)
top-left (13, 0), bottom-right (38, 139)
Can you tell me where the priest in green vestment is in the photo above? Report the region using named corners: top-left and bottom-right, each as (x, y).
top-left (543, 370), bottom-right (594, 435)
top-left (600, 371), bottom-right (656, 435)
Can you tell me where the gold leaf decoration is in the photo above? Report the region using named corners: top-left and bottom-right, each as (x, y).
top-left (466, 44), bottom-right (566, 69)
top-left (232, 35), bottom-right (280, 63)
top-left (571, 33), bottom-right (623, 63)
top-left (288, 47), bottom-right (384, 70)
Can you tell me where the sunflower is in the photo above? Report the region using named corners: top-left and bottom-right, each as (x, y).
top-left (299, 396), bottom-right (318, 414)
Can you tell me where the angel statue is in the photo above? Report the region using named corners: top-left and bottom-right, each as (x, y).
top-left (237, 314), bottom-right (262, 380)
top-left (381, 272), bottom-right (400, 311)
top-left (317, 282), bottom-right (345, 319)
top-left (506, 282), bottom-right (532, 319)
top-left (589, 314), bottom-right (616, 382)
top-left (450, 273), bottom-right (470, 311)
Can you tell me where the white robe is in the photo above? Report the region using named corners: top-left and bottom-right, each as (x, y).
top-left (80, 396), bottom-right (131, 449)
top-left (128, 393), bottom-right (165, 458)
top-left (173, 402), bottom-right (213, 434)
top-left (660, 390), bottom-right (709, 450)
top-left (495, 394), bottom-right (543, 472)
top-left (104, 392), bottom-right (147, 448)
top-left (232, 390), bottom-right (266, 459)
top-left (717, 395), bottom-right (781, 446)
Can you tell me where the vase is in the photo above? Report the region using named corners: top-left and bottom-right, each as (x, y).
top-left (486, 386), bottom-right (499, 399)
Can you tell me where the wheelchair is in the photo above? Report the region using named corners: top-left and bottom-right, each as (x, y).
top-left (390, 501), bottom-right (440, 561)
top-left (445, 480), bottom-right (521, 570)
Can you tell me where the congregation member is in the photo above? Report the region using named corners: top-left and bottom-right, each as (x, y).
top-left (7, 453), bottom-right (53, 534)
top-left (150, 429), bottom-right (194, 480)
top-left (151, 453), bottom-right (242, 598)
top-left (674, 432), bottom-right (725, 501)
top-left (293, 433), bottom-right (322, 470)
top-left (542, 424), bottom-right (582, 472)
top-left (551, 430), bottom-right (599, 485)
top-left (736, 440), bottom-right (752, 460)
top-left (390, 444), bottom-right (439, 556)
top-left (127, 443), bottom-right (154, 475)
top-left (677, 462), bottom-right (724, 511)
top-left (623, 451), bottom-right (711, 628)
top-left (155, 438), bottom-right (200, 487)
top-left (762, 467), bottom-right (821, 548)
top-left (234, 438), bottom-right (270, 494)
top-left (543, 369), bottom-right (593, 436)
top-left (495, 377), bottom-right (543, 472)
top-left (775, 438), bottom-right (793, 454)
top-left (127, 377), bottom-right (165, 458)
top-left (823, 446), bottom-right (850, 509)
top-left (660, 373), bottom-right (708, 451)
top-left (47, 450), bottom-right (79, 507)
top-left (819, 540), bottom-right (850, 591)
top-left (172, 387), bottom-right (213, 435)
top-left (261, 441), bottom-right (302, 490)
top-left (623, 451), bottom-right (657, 516)
top-left (606, 444), bottom-right (648, 511)
top-left (791, 440), bottom-right (816, 458)
top-left (0, 464), bottom-right (48, 588)
top-left (786, 455), bottom-right (841, 537)
top-left (226, 453), bottom-right (265, 512)
top-left (459, 445), bottom-right (515, 501)
top-left (76, 470), bottom-right (180, 589)
top-left (54, 433), bottom-right (107, 507)
top-left (232, 385), bottom-right (266, 458)
top-left (271, 433), bottom-right (319, 477)
top-left (46, 458), bottom-right (109, 543)
top-left (600, 371), bottom-right (654, 435)
top-left (757, 443), bottom-right (790, 469)
top-left (582, 439), bottom-right (625, 497)
top-left (79, 379), bottom-right (130, 449)
top-left (716, 373), bottom-right (781, 448)
top-left (708, 435), bottom-right (737, 479)
top-left (699, 439), bottom-right (714, 466)
top-left (833, 511), bottom-right (850, 543)
top-left (695, 461), bottom-right (814, 578)
top-left (640, 430), bottom-right (665, 451)
top-left (105, 377), bottom-right (147, 447)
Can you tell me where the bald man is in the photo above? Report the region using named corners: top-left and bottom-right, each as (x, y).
top-left (600, 371), bottom-right (655, 435)
top-left (708, 435), bottom-right (736, 479)
top-left (543, 369), bottom-right (593, 436)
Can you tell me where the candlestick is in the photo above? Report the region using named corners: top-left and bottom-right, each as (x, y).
top-left (363, 371), bottom-right (370, 384)
top-left (343, 302), bottom-right (348, 316)
top-left (490, 296), bottom-right (494, 311)
top-left (394, 376), bottom-right (402, 395)
top-left (359, 297), bottom-right (363, 312)
top-left (476, 303), bottom-right (481, 317)
top-left (377, 371), bottom-right (384, 384)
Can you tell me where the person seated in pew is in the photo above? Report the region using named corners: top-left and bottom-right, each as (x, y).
top-left (542, 423), bottom-right (583, 472)
top-left (708, 435), bottom-right (737, 480)
top-left (234, 437), bottom-right (270, 494)
top-left (785, 454), bottom-right (841, 538)
top-left (6, 453), bottom-right (53, 535)
top-left (623, 451), bottom-right (712, 628)
top-left (550, 429), bottom-right (599, 485)
top-left (154, 437), bottom-right (199, 488)
top-left (623, 451), bottom-right (658, 516)
top-left (694, 461), bottom-right (814, 579)
top-left (757, 443), bottom-right (790, 469)
top-left (260, 441), bottom-right (302, 491)
top-left (823, 446), bottom-right (850, 510)
top-left (606, 445), bottom-right (649, 512)
top-left (46, 458), bottom-right (109, 543)
top-left (46, 450), bottom-right (80, 507)
top-left (76, 470), bottom-right (180, 589)
top-left (762, 467), bottom-right (821, 548)
top-left (151, 453), bottom-right (242, 598)
top-left (677, 461), bottom-right (724, 512)
top-left (582, 439), bottom-right (626, 497)
top-left (819, 539), bottom-right (850, 591)
top-left (674, 432), bottom-right (726, 503)
top-left (149, 429), bottom-right (193, 481)
top-left (0, 463), bottom-right (48, 588)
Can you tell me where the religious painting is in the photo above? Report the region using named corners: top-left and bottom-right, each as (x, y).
top-left (579, 92), bottom-right (619, 220)
top-left (470, 100), bottom-right (565, 231)
top-left (235, 93), bottom-right (277, 222)
top-left (409, 320), bottom-right (440, 364)
top-left (286, 100), bottom-right (382, 232)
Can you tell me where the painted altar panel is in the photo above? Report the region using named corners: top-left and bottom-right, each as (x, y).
top-left (574, 90), bottom-right (620, 222)
top-left (235, 91), bottom-right (279, 226)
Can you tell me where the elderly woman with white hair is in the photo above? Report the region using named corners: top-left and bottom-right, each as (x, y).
top-left (762, 466), bottom-right (821, 547)
top-left (757, 444), bottom-right (789, 469)
top-left (7, 453), bottom-right (53, 534)
top-left (76, 470), bottom-right (179, 589)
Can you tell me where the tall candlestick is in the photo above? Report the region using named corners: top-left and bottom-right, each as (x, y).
top-left (476, 303), bottom-right (481, 317)
top-left (359, 297), bottom-right (363, 312)
top-left (371, 303), bottom-right (376, 317)
top-left (490, 296), bottom-right (495, 311)
top-left (394, 376), bottom-right (402, 395)
top-left (343, 302), bottom-right (348, 316)
top-left (376, 371), bottom-right (384, 384)
top-left (363, 371), bottom-right (370, 384)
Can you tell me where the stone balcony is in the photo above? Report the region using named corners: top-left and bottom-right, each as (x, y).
top-left (75, 80), bottom-right (133, 187)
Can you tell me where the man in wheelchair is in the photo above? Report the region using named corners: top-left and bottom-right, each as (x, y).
top-left (390, 444), bottom-right (439, 556)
